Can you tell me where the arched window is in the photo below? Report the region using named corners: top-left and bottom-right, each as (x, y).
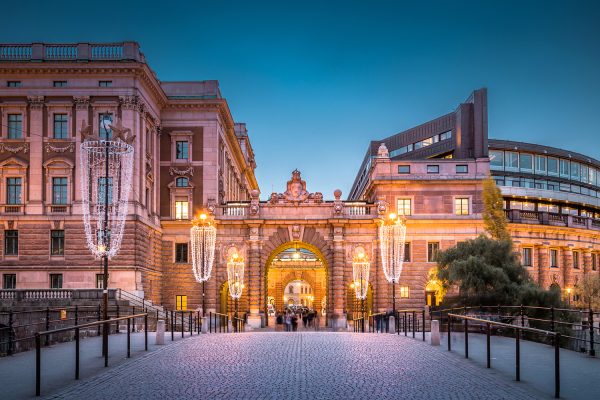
top-left (176, 177), bottom-right (189, 187)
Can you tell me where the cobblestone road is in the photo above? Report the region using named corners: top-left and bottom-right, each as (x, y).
top-left (50, 332), bottom-right (544, 399)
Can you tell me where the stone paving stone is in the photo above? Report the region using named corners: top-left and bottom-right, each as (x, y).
top-left (48, 332), bottom-right (545, 400)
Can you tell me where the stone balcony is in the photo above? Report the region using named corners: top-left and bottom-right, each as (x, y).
top-left (0, 42), bottom-right (144, 62)
top-left (505, 209), bottom-right (600, 230)
top-left (219, 201), bottom-right (376, 220)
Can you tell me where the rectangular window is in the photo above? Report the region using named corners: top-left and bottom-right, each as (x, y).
top-left (99, 80), bottom-right (112, 87)
top-left (7, 81), bottom-right (21, 87)
top-left (96, 274), bottom-right (104, 289)
top-left (49, 274), bottom-right (63, 289)
top-left (7, 114), bottom-right (22, 139)
top-left (175, 201), bottom-right (189, 220)
top-left (397, 199), bottom-right (411, 216)
top-left (53, 81), bottom-right (67, 87)
top-left (427, 242), bottom-right (440, 262)
top-left (505, 152), bottom-right (519, 169)
top-left (519, 153), bottom-right (533, 171)
top-left (547, 157), bottom-right (559, 175)
top-left (573, 251), bottom-right (580, 269)
top-left (456, 165), bottom-right (468, 174)
top-left (399, 286), bottom-right (410, 298)
top-left (559, 159), bottom-right (570, 177)
top-left (97, 177), bottom-right (113, 205)
top-left (550, 249), bottom-right (558, 268)
top-left (50, 230), bottom-right (65, 256)
top-left (52, 177), bottom-right (68, 204)
top-left (53, 114), bottom-right (68, 138)
top-left (99, 113), bottom-right (113, 140)
top-left (4, 230), bottom-right (18, 255)
top-left (522, 248), bottom-right (532, 267)
top-left (489, 150), bottom-right (504, 169)
top-left (439, 131), bottom-right (452, 140)
top-left (3, 274), bottom-right (16, 289)
top-left (398, 165), bottom-right (410, 174)
top-left (176, 141), bottom-right (189, 159)
top-left (6, 177), bottom-right (22, 204)
top-left (176, 295), bottom-right (188, 310)
top-left (404, 243), bottom-right (411, 262)
top-left (570, 162), bottom-right (580, 180)
top-left (535, 155), bottom-right (546, 174)
top-left (454, 198), bottom-right (469, 215)
top-left (426, 165), bottom-right (439, 174)
top-left (175, 243), bottom-right (188, 263)
top-left (593, 253), bottom-right (598, 271)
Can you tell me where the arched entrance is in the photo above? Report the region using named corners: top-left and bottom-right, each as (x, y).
top-left (264, 242), bottom-right (329, 327)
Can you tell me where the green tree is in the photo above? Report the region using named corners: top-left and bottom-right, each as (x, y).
top-left (575, 274), bottom-right (600, 310)
top-left (435, 235), bottom-right (561, 307)
top-left (482, 175), bottom-right (511, 242)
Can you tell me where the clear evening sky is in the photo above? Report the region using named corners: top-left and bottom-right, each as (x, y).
top-left (2, 1), bottom-right (599, 199)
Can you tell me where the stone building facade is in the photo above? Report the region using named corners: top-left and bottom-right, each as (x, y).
top-left (0, 43), bottom-right (598, 329)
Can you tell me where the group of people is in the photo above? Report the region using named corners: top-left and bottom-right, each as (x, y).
top-left (276, 307), bottom-right (319, 331)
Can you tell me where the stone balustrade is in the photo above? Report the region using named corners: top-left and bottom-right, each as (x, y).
top-left (0, 289), bottom-right (116, 302)
top-left (505, 209), bottom-right (600, 230)
top-left (0, 42), bottom-right (143, 62)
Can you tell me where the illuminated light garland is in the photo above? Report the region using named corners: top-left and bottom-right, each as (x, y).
top-left (190, 220), bottom-right (216, 283)
top-left (80, 139), bottom-right (134, 259)
top-left (379, 216), bottom-right (407, 284)
top-left (227, 254), bottom-right (245, 299)
top-left (352, 255), bottom-right (370, 300)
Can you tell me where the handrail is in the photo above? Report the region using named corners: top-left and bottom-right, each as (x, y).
top-left (209, 311), bottom-right (229, 333)
top-left (35, 313), bottom-right (148, 396)
top-left (447, 313), bottom-right (560, 398)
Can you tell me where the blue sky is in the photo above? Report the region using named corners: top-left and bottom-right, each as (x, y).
top-left (2, 0), bottom-right (599, 198)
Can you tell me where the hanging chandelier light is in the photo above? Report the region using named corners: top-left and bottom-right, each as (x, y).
top-left (352, 251), bottom-right (370, 332)
top-left (80, 117), bottom-right (134, 359)
top-left (379, 213), bottom-right (407, 314)
top-left (190, 213), bottom-right (216, 316)
top-left (227, 252), bottom-right (245, 326)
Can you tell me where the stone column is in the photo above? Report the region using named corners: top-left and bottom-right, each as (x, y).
top-left (537, 246), bottom-right (549, 288)
top-left (247, 228), bottom-right (262, 328)
top-left (583, 251), bottom-right (592, 275)
top-left (562, 248), bottom-right (574, 288)
top-left (331, 224), bottom-right (346, 329)
top-left (26, 96), bottom-right (44, 214)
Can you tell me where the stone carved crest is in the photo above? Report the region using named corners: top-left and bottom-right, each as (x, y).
top-left (376, 197), bottom-right (388, 216)
top-left (207, 198), bottom-right (217, 215)
top-left (269, 170), bottom-right (323, 205)
top-left (333, 189), bottom-right (343, 215)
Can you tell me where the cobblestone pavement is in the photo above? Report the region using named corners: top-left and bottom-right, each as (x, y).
top-left (50, 332), bottom-right (545, 400)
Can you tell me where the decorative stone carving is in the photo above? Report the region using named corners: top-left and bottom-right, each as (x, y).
top-left (119, 95), bottom-right (139, 110)
top-left (292, 225), bottom-right (301, 241)
top-left (169, 166), bottom-right (194, 176)
top-left (376, 196), bottom-right (388, 216)
top-left (249, 189), bottom-right (260, 216)
top-left (333, 189), bottom-right (343, 215)
top-left (27, 96), bottom-right (45, 110)
top-left (45, 142), bottom-right (74, 153)
top-left (269, 170), bottom-right (324, 205)
top-left (73, 96), bottom-right (90, 110)
top-left (207, 198), bottom-right (217, 215)
top-left (0, 143), bottom-right (29, 154)
top-left (377, 142), bottom-right (389, 158)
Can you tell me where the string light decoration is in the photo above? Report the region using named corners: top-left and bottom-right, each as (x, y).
top-left (379, 213), bottom-right (407, 314)
top-left (190, 213), bottom-right (216, 316)
top-left (80, 139), bottom-right (134, 258)
top-left (352, 250), bottom-right (370, 332)
top-left (227, 251), bottom-right (245, 326)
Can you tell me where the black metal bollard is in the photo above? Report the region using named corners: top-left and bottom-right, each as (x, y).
top-left (555, 333), bottom-right (561, 398)
top-left (35, 333), bottom-right (41, 396)
top-left (515, 328), bottom-right (520, 381)
top-left (486, 322), bottom-right (491, 368)
top-left (127, 318), bottom-right (131, 358)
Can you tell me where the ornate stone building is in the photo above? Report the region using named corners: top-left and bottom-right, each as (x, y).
top-left (0, 43), bottom-right (598, 329)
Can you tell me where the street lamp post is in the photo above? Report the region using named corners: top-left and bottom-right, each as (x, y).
top-left (227, 252), bottom-right (245, 330)
top-left (191, 213), bottom-right (216, 316)
top-left (379, 213), bottom-right (407, 315)
top-left (80, 117), bottom-right (134, 359)
top-left (352, 251), bottom-right (370, 332)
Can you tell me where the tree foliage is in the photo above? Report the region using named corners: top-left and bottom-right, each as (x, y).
top-left (482, 175), bottom-right (511, 241)
top-left (435, 236), bottom-right (562, 307)
top-left (575, 274), bottom-right (600, 310)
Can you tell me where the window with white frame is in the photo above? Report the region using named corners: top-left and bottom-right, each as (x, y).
top-left (8, 114), bottom-right (22, 139)
top-left (176, 141), bottom-right (189, 160)
top-left (53, 114), bottom-right (68, 139)
top-left (175, 200), bottom-right (189, 220)
top-left (399, 286), bottom-right (410, 298)
top-left (397, 198), bottom-right (411, 216)
top-left (454, 198), bottom-right (469, 215)
top-left (6, 177), bottom-right (22, 204)
top-left (52, 177), bottom-right (68, 204)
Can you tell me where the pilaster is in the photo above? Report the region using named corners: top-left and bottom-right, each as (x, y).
top-left (26, 96), bottom-right (44, 214)
top-left (247, 224), bottom-right (262, 328)
top-left (562, 248), bottom-right (574, 288)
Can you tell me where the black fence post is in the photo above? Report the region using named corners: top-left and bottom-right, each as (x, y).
top-left (551, 306), bottom-right (555, 332)
top-left (589, 309), bottom-right (595, 357)
top-left (97, 305), bottom-right (101, 336)
top-left (74, 306), bottom-right (78, 326)
top-left (35, 333), bottom-right (41, 396)
top-left (486, 322), bottom-right (491, 368)
top-left (404, 312), bottom-right (407, 336)
top-left (8, 310), bottom-right (14, 356)
top-left (127, 318), bottom-right (131, 358)
top-left (189, 312), bottom-right (192, 336)
top-left (181, 312), bottom-right (184, 338)
top-left (412, 311), bottom-right (416, 338)
top-left (515, 328), bottom-right (521, 381)
top-left (45, 307), bottom-right (50, 346)
top-left (447, 314), bottom-right (452, 351)
top-left (104, 322), bottom-right (109, 368)
top-left (464, 317), bottom-right (469, 359)
top-left (144, 314), bottom-right (148, 351)
top-left (171, 311), bottom-right (174, 341)
top-left (520, 304), bottom-right (525, 327)
top-left (555, 333), bottom-right (561, 398)
top-left (116, 305), bottom-right (120, 334)
top-left (422, 309), bottom-right (426, 341)
top-left (75, 327), bottom-right (80, 380)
